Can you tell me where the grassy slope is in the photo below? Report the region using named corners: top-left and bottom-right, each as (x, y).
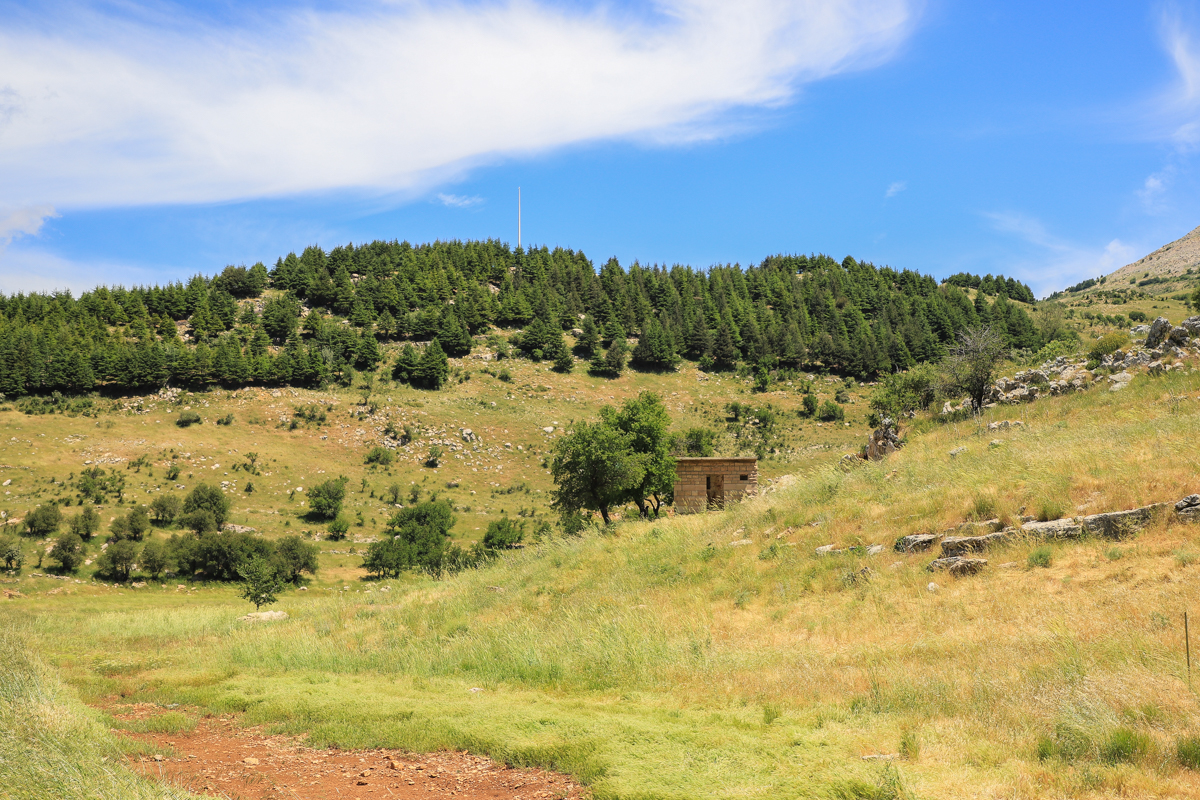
top-left (0, 628), bottom-right (200, 800)
top-left (0, 345), bottom-right (868, 575)
top-left (5, 364), bottom-right (1200, 797)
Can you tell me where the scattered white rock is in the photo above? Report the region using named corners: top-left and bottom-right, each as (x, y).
top-left (239, 611), bottom-right (288, 623)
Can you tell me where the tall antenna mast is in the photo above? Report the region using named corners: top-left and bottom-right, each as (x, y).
top-left (518, 187), bottom-right (522, 249)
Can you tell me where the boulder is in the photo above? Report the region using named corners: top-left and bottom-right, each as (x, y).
top-left (927, 556), bottom-right (988, 576)
top-left (1145, 316), bottom-right (1173, 348)
top-left (953, 519), bottom-right (1004, 535)
top-left (949, 446), bottom-right (966, 459)
top-left (940, 530), bottom-right (1016, 556)
top-left (1081, 504), bottom-right (1168, 539)
top-left (1131, 324), bottom-right (1150, 336)
top-left (894, 533), bottom-right (939, 552)
top-left (1169, 326), bottom-right (1191, 346)
top-left (1182, 316), bottom-right (1200, 337)
top-left (1021, 518), bottom-right (1084, 540)
top-left (1176, 494), bottom-right (1200, 520)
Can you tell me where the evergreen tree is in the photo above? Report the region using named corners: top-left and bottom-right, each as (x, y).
top-left (577, 314), bottom-right (601, 356)
top-left (412, 340), bottom-right (449, 389)
top-left (436, 311), bottom-right (473, 357)
top-left (712, 322), bottom-right (739, 371)
top-left (392, 343), bottom-right (419, 383)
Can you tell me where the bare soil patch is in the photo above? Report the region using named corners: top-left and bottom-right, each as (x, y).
top-left (110, 704), bottom-right (587, 800)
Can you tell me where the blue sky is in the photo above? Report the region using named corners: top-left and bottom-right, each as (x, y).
top-left (2, 0), bottom-right (1200, 297)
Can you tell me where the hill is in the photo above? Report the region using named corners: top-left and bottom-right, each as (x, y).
top-left (3, 327), bottom-right (1200, 797)
top-left (1051, 224), bottom-right (1200, 302)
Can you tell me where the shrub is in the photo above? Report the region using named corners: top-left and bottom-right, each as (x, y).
top-left (670, 427), bottom-right (717, 457)
top-left (482, 517), bottom-right (525, 550)
top-left (183, 483), bottom-right (231, 528)
top-left (140, 539), bottom-right (169, 579)
top-left (426, 446), bottom-right (444, 468)
top-left (24, 504), bottom-right (63, 537)
top-left (180, 509), bottom-right (218, 535)
top-left (817, 400), bottom-right (844, 422)
top-left (216, 413), bottom-right (234, 426)
top-left (166, 463), bottom-right (181, 481)
top-left (176, 410), bottom-right (202, 427)
top-left (170, 529), bottom-right (274, 581)
top-left (364, 446), bottom-right (394, 466)
top-left (1177, 736), bottom-right (1200, 770)
top-left (150, 494), bottom-right (182, 525)
top-left (127, 506), bottom-right (150, 539)
top-left (364, 500), bottom-right (457, 577)
top-left (1027, 546), bottom-right (1053, 569)
top-left (68, 506), bottom-right (101, 540)
top-left (96, 539), bottom-right (139, 582)
top-left (1100, 727), bottom-right (1151, 764)
top-left (0, 536), bottom-right (24, 570)
top-left (327, 516), bottom-right (350, 540)
top-left (308, 477), bottom-right (348, 520)
top-left (49, 533), bottom-right (85, 573)
top-left (869, 362), bottom-right (938, 419)
top-left (1088, 331), bottom-right (1131, 361)
top-left (800, 393), bottom-right (818, 418)
top-left (272, 535), bottom-right (319, 583)
top-left (1128, 310), bottom-right (1148, 322)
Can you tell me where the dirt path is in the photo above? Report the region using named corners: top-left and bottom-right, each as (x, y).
top-left (110, 705), bottom-right (587, 800)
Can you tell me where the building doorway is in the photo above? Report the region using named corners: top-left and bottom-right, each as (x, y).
top-left (706, 474), bottom-right (724, 509)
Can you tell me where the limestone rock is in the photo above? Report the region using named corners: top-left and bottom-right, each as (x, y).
top-left (864, 419), bottom-right (902, 461)
top-left (927, 556), bottom-right (988, 576)
top-left (926, 582), bottom-right (939, 592)
top-left (894, 533), bottom-right (939, 553)
top-left (1021, 518), bottom-right (1084, 540)
top-left (1176, 494), bottom-right (1200, 520)
top-left (953, 519), bottom-right (1003, 535)
top-left (1145, 316), bottom-right (1173, 348)
top-left (940, 530), bottom-right (1015, 557)
top-left (1169, 326), bottom-right (1191, 346)
top-left (1182, 316), bottom-right (1200, 337)
top-left (949, 446), bottom-right (966, 458)
top-left (1081, 504), bottom-right (1167, 539)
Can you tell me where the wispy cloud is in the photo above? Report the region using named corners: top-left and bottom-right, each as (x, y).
top-left (1156, 6), bottom-right (1200, 145)
top-left (437, 193), bottom-right (484, 209)
top-left (0, 204), bottom-right (58, 248)
top-left (885, 181), bottom-right (906, 198)
top-left (982, 211), bottom-right (1138, 297)
top-left (0, 0), bottom-right (917, 210)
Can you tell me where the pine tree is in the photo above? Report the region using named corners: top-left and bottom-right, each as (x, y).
top-left (392, 343), bottom-right (419, 383)
top-left (712, 322), bottom-right (739, 371)
top-left (436, 312), bottom-right (473, 357)
top-left (412, 340), bottom-right (449, 389)
top-left (577, 314), bottom-right (600, 356)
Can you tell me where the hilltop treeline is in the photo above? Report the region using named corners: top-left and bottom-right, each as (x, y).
top-left (943, 272), bottom-right (1036, 304)
top-left (0, 239), bottom-right (1045, 398)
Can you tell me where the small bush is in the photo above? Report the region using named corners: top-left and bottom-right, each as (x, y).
top-left (1100, 727), bottom-right (1151, 764)
top-left (166, 463), bottom-right (181, 481)
top-left (327, 517), bottom-right (349, 540)
top-left (215, 413), bottom-right (234, 425)
top-left (1177, 736), bottom-right (1200, 770)
top-left (364, 446), bottom-right (395, 466)
top-left (817, 400), bottom-right (844, 422)
top-left (176, 410), bottom-right (202, 427)
top-left (1028, 546), bottom-right (1053, 569)
top-left (1088, 331), bottom-right (1131, 361)
top-left (1175, 547), bottom-right (1199, 567)
top-left (1105, 547), bottom-right (1124, 561)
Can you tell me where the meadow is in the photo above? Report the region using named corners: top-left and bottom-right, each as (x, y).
top-left (5, 349), bottom-right (1200, 798)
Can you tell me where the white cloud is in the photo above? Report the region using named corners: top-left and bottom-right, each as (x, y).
top-left (0, 204), bottom-right (59, 247)
top-left (437, 193), bottom-right (485, 209)
top-left (1157, 7), bottom-right (1200, 144)
top-left (0, 0), bottom-right (916, 209)
top-left (0, 245), bottom-right (124, 295)
top-left (885, 181), bottom-right (906, 198)
top-left (982, 211), bottom-right (1138, 297)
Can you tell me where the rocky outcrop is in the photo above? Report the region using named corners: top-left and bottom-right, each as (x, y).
top-left (894, 533), bottom-right (939, 552)
top-left (1081, 504), bottom-right (1169, 538)
top-left (1020, 518), bottom-right (1084, 539)
top-left (940, 531), bottom-right (1015, 557)
top-left (864, 419), bottom-right (902, 461)
top-left (1145, 316), bottom-right (1174, 349)
top-left (927, 556), bottom-right (988, 576)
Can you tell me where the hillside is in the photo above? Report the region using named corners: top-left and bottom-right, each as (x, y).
top-left (1053, 224), bottom-right (1200, 301)
top-left (4, 330), bottom-right (1200, 798)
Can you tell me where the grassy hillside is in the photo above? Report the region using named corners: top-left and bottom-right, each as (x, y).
top-left (0, 341), bottom-right (871, 559)
top-left (5, 356), bottom-right (1200, 798)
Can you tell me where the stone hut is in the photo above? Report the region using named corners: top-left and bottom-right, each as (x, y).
top-left (673, 457), bottom-right (758, 513)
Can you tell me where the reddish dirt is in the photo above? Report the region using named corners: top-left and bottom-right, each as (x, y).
top-left (108, 704), bottom-right (588, 800)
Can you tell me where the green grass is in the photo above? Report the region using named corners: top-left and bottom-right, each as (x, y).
top-left (0, 629), bottom-right (199, 800)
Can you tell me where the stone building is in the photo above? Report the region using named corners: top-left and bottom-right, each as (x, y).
top-left (673, 457), bottom-right (758, 513)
